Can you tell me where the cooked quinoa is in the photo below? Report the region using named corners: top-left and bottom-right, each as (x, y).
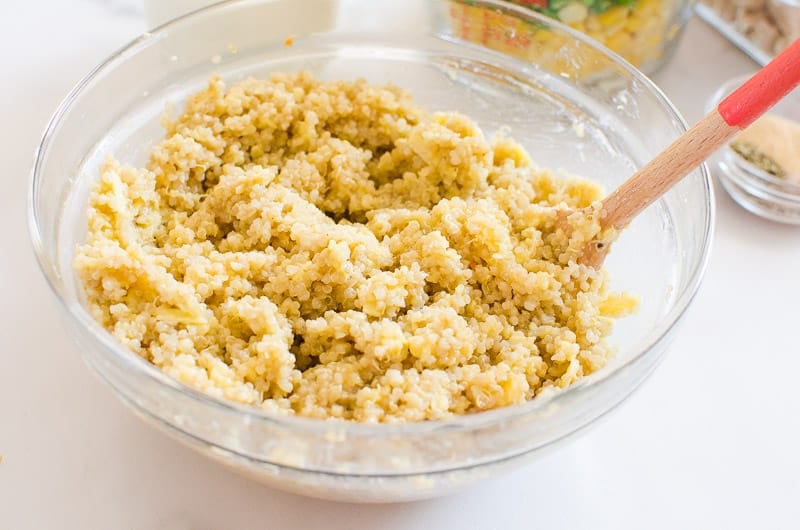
top-left (74, 72), bottom-right (636, 423)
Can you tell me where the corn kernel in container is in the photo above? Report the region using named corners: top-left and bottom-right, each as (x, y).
top-left (445, 0), bottom-right (692, 75)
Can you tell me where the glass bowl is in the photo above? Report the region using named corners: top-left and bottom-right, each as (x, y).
top-left (29, 0), bottom-right (713, 502)
top-left (706, 74), bottom-right (800, 224)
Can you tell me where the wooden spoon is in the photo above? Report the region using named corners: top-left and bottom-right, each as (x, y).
top-left (572, 38), bottom-right (800, 268)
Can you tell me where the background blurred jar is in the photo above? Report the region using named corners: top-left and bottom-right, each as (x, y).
top-left (448, 0), bottom-right (695, 75)
top-left (698, 0), bottom-right (800, 59)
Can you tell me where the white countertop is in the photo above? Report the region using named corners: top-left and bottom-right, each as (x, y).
top-left (2, 2), bottom-right (799, 528)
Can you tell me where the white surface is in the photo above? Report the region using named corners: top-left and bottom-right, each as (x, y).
top-left (2, 2), bottom-right (799, 528)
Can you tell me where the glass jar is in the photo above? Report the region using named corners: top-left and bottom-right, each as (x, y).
top-left (706, 75), bottom-right (800, 224)
top-left (446, 0), bottom-right (694, 74)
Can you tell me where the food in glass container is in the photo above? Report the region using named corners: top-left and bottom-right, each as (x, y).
top-left (73, 72), bottom-right (637, 424)
top-left (731, 114), bottom-right (800, 182)
top-left (697, 0), bottom-right (800, 62)
top-left (705, 74), bottom-right (800, 224)
top-left (446, 0), bottom-right (690, 73)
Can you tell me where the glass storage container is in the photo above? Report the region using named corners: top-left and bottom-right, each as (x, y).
top-left (696, 0), bottom-right (800, 65)
top-left (446, 0), bottom-right (695, 74)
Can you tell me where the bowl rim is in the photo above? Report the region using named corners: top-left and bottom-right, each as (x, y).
top-left (28, 0), bottom-right (715, 437)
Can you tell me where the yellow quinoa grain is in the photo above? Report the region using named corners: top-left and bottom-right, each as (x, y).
top-left (74, 72), bottom-right (636, 423)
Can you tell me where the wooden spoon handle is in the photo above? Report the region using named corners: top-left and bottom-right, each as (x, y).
top-left (599, 111), bottom-right (735, 231)
top-left (599, 38), bottom-right (800, 232)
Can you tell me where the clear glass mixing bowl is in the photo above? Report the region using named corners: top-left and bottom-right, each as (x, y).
top-left (29, 0), bottom-right (713, 502)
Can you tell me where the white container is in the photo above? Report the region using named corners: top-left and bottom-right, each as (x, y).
top-left (144, 0), bottom-right (220, 27)
top-left (143, 0), bottom-right (342, 39)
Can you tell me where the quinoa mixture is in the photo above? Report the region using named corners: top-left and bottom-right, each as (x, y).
top-left (74, 72), bottom-right (636, 423)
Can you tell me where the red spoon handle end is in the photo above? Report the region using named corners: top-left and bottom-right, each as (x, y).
top-left (718, 38), bottom-right (800, 128)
